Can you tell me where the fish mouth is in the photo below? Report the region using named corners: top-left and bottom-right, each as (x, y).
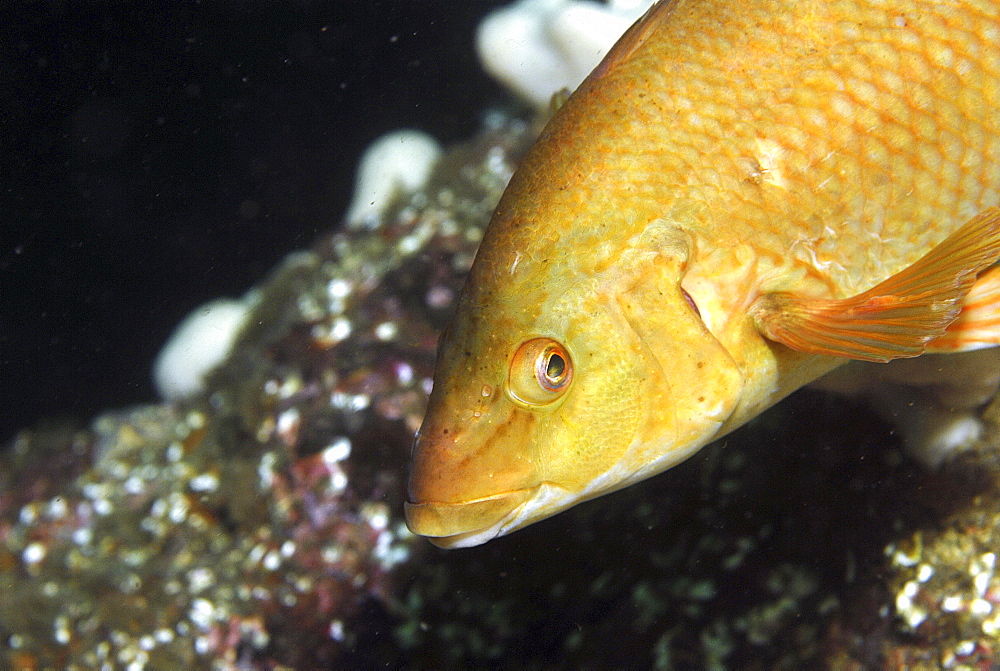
top-left (404, 488), bottom-right (536, 549)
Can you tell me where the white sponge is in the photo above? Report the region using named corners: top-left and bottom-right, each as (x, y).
top-left (476, 0), bottom-right (656, 107)
top-left (153, 297), bottom-right (253, 401)
top-left (814, 349), bottom-right (1000, 468)
top-left (346, 130), bottom-right (442, 229)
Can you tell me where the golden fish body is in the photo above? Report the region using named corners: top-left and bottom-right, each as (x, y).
top-left (406, 0), bottom-right (1000, 547)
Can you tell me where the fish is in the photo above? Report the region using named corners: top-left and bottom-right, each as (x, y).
top-left (405, 0), bottom-right (1000, 548)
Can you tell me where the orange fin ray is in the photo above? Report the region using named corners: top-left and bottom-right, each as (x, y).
top-left (928, 263), bottom-right (1000, 352)
top-left (751, 208), bottom-right (1000, 363)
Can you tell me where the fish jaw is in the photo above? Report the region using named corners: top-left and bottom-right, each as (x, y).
top-left (405, 429), bottom-right (718, 549)
top-left (404, 479), bottom-right (628, 549)
top-left (403, 488), bottom-right (538, 548)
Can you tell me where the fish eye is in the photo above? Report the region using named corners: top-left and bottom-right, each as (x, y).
top-left (507, 338), bottom-right (574, 406)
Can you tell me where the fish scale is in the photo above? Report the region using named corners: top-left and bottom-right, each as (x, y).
top-left (406, 0), bottom-right (1000, 548)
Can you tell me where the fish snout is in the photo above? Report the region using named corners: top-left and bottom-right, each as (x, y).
top-left (405, 415), bottom-right (541, 546)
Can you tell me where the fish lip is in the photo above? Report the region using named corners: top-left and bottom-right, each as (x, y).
top-left (404, 488), bottom-right (537, 546)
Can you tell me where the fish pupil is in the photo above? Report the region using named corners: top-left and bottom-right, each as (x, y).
top-left (545, 353), bottom-right (565, 381)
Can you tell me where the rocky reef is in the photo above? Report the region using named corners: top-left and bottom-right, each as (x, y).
top-left (5, 102), bottom-right (1000, 671)
top-left (0, 113), bottom-right (530, 669)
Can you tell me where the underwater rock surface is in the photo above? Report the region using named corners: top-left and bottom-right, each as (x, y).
top-left (4, 112), bottom-right (1000, 669)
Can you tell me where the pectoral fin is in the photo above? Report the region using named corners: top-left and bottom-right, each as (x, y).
top-left (751, 208), bottom-right (1000, 363)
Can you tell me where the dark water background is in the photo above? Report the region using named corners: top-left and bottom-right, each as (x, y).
top-left (1, 1), bottom-right (512, 441)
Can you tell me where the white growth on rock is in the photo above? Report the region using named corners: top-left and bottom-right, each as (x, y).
top-left (476, 0), bottom-right (656, 107)
top-left (814, 348), bottom-right (1000, 467)
top-left (153, 295), bottom-right (256, 401)
top-left (346, 130), bottom-right (442, 229)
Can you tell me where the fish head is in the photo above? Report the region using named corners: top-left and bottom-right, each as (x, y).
top-left (405, 217), bottom-right (746, 548)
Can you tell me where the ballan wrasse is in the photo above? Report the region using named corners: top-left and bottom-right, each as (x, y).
top-left (406, 0), bottom-right (1000, 547)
